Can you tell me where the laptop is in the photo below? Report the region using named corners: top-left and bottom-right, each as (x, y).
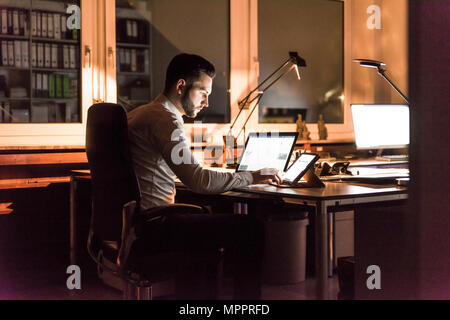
top-left (236, 132), bottom-right (298, 173)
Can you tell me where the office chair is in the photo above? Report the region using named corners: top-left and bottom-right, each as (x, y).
top-left (85, 102), bottom-right (217, 300)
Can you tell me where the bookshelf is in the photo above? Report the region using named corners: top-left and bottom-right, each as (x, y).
top-left (0, 0), bottom-right (80, 124)
top-left (115, 6), bottom-right (151, 111)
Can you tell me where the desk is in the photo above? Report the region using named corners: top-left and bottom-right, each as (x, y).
top-left (231, 182), bottom-right (407, 300)
top-left (70, 169), bottom-right (407, 300)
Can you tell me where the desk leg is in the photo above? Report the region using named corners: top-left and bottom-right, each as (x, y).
top-left (328, 212), bottom-right (335, 278)
top-left (70, 176), bottom-right (77, 266)
top-left (315, 201), bottom-right (328, 300)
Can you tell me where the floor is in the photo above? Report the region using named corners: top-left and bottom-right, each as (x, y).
top-left (0, 257), bottom-right (340, 300)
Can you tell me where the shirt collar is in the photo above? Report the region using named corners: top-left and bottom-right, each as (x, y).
top-left (156, 94), bottom-right (185, 124)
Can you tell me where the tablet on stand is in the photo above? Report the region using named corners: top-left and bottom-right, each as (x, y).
top-left (273, 153), bottom-right (325, 188)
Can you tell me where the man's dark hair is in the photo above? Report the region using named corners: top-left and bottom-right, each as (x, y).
top-left (164, 53), bottom-right (215, 94)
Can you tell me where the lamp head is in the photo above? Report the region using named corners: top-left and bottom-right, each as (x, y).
top-left (289, 51), bottom-right (306, 67)
top-left (354, 59), bottom-right (386, 69)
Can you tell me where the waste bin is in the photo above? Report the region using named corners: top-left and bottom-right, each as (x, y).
top-left (262, 211), bottom-right (309, 284)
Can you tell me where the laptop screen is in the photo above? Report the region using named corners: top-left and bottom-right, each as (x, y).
top-left (236, 132), bottom-right (298, 172)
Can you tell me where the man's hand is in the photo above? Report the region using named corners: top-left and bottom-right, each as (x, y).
top-left (251, 168), bottom-right (283, 185)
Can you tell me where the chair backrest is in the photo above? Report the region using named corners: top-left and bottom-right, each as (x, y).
top-left (86, 103), bottom-right (140, 242)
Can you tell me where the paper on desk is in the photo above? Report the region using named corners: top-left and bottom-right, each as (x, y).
top-left (348, 167), bottom-right (409, 177)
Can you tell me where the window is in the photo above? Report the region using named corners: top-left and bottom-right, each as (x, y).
top-left (137, 0), bottom-right (230, 123)
top-left (257, 0), bottom-right (344, 124)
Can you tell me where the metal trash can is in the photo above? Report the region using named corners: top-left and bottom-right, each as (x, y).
top-left (262, 211), bottom-right (309, 284)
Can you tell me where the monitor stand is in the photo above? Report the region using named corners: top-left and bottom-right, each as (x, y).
top-left (374, 149), bottom-right (409, 161)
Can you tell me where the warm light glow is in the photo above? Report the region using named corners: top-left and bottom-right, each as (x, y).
top-left (294, 64), bottom-right (301, 80)
top-left (0, 202), bottom-right (13, 215)
top-left (352, 104), bottom-right (409, 149)
top-left (339, 95), bottom-right (345, 101)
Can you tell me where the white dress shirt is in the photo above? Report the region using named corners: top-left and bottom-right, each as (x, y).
top-left (127, 94), bottom-right (254, 210)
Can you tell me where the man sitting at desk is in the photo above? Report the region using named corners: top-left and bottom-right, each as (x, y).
top-left (127, 53), bottom-right (282, 299)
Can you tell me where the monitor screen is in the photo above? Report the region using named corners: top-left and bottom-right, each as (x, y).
top-left (351, 104), bottom-right (410, 150)
top-left (236, 132), bottom-right (298, 172)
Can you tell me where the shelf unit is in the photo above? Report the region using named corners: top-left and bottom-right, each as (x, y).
top-left (115, 6), bottom-right (151, 110)
top-left (0, 0), bottom-right (81, 124)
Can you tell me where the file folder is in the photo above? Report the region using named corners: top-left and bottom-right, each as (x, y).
top-left (55, 74), bottom-right (62, 97)
top-left (65, 103), bottom-right (72, 122)
top-left (31, 11), bottom-right (36, 36)
top-left (1, 9), bottom-right (7, 34)
top-left (19, 10), bottom-right (25, 36)
top-left (41, 12), bottom-right (47, 38)
top-left (60, 15), bottom-right (67, 40)
top-left (132, 20), bottom-right (138, 42)
top-left (1, 41), bottom-right (7, 66)
top-left (63, 45), bottom-right (69, 68)
top-left (36, 11), bottom-right (42, 37)
top-left (63, 75), bottom-right (70, 98)
top-left (51, 44), bottom-right (58, 68)
top-left (42, 73), bottom-right (48, 97)
top-left (36, 72), bottom-right (42, 97)
top-left (37, 42), bottom-right (44, 67)
top-left (49, 73), bottom-right (55, 98)
top-left (12, 9), bottom-right (19, 35)
top-left (131, 49), bottom-right (137, 72)
top-left (125, 49), bottom-right (131, 72)
top-left (7, 9), bottom-right (12, 34)
top-left (31, 72), bottom-right (35, 97)
top-left (7, 41), bottom-right (14, 66)
top-left (126, 19), bottom-right (132, 42)
top-left (69, 45), bottom-right (76, 69)
top-left (13, 40), bottom-right (21, 67)
top-left (21, 41), bottom-right (29, 68)
top-left (53, 13), bottom-right (60, 40)
top-left (31, 43), bottom-right (37, 67)
top-left (47, 13), bottom-right (53, 38)
top-left (44, 43), bottom-right (51, 68)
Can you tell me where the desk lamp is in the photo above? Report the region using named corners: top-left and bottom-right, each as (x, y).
top-left (224, 52), bottom-right (306, 167)
top-left (354, 59), bottom-right (409, 104)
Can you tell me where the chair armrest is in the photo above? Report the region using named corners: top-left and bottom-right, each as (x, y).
top-left (140, 203), bottom-right (208, 220)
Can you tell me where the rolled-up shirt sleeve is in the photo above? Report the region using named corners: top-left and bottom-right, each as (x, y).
top-left (153, 115), bottom-right (253, 194)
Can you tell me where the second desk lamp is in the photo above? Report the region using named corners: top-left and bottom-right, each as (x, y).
top-left (224, 51), bottom-right (307, 167)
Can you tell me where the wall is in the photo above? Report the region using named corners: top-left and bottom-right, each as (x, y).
top-left (409, 0), bottom-right (450, 299)
top-left (351, 0), bottom-right (408, 104)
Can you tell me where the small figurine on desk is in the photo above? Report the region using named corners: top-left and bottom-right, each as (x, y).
top-left (317, 114), bottom-right (328, 140)
top-left (296, 114), bottom-right (304, 138)
top-left (296, 114), bottom-right (311, 140)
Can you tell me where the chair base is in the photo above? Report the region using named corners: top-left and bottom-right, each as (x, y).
top-left (97, 253), bottom-right (175, 300)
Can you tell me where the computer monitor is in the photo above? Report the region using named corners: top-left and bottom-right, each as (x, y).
top-left (351, 104), bottom-right (410, 150)
top-left (236, 132), bottom-right (298, 172)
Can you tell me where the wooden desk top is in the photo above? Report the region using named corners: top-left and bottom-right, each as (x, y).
top-left (236, 181), bottom-right (407, 201)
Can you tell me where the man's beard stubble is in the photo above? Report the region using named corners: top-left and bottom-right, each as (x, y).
top-left (181, 87), bottom-right (196, 118)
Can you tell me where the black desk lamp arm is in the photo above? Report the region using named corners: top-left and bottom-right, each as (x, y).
top-left (228, 57), bottom-right (293, 135)
top-left (377, 67), bottom-right (410, 104)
